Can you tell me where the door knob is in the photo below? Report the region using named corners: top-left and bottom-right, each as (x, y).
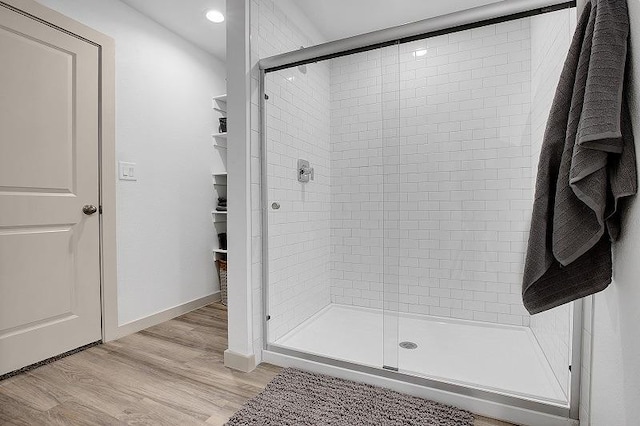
top-left (82, 204), bottom-right (98, 215)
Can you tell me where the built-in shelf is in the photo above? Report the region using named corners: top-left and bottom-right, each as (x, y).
top-left (212, 94), bottom-right (228, 261)
top-left (213, 137), bottom-right (227, 150)
top-left (212, 210), bottom-right (227, 223)
top-left (212, 173), bottom-right (228, 187)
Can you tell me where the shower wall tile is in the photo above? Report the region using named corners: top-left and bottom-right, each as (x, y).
top-left (529, 9), bottom-right (577, 400)
top-left (264, 62), bottom-right (333, 340)
top-left (330, 18), bottom-right (534, 326)
top-left (251, 0), bottom-right (332, 346)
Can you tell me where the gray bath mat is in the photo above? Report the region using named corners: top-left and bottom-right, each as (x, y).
top-left (226, 368), bottom-right (474, 425)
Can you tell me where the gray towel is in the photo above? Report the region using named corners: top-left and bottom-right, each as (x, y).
top-left (523, 0), bottom-right (637, 315)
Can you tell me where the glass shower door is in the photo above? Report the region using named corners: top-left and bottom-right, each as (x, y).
top-left (262, 59), bottom-right (333, 352)
top-left (381, 43), bottom-right (401, 371)
top-left (390, 10), bottom-right (575, 405)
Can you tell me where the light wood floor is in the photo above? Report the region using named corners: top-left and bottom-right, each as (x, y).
top-left (0, 303), bottom-right (513, 425)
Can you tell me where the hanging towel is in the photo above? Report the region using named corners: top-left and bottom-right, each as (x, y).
top-left (522, 0), bottom-right (637, 315)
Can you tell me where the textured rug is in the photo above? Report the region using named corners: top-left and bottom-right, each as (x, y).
top-left (226, 368), bottom-right (474, 425)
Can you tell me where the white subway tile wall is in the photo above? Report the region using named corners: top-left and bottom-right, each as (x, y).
top-left (251, 0), bottom-right (331, 347)
top-left (265, 66), bottom-right (332, 341)
top-left (330, 18), bottom-right (537, 326)
top-left (529, 8), bottom-right (577, 400)
top-left (254, 4), bottom-right (576, 394)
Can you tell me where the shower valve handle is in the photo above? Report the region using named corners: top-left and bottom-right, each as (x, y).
top-left (298, 159), bottom-right (314, 183)
top-left (300, 165), bottom-right (314, 180)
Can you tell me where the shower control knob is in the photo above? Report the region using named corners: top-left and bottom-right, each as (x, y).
top-left (271, 202), bottom-right (281, 210)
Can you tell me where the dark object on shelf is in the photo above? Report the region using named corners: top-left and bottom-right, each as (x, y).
top-left (216, 259), bottom-right (227, 306)
top-left (218, 233), bottom-right (227, 250)
top-left (219, 117), bottom-right (227, 133)
top-left (217, 196), bottom-right (227, 211)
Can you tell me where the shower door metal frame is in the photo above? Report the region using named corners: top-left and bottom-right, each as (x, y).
top-left (259, 0), bottom-right (582, 421)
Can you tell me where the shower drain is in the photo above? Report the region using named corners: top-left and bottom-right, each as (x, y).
top-left (399, 341), bottom-right (418, 350)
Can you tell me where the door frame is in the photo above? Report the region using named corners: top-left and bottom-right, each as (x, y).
top-left (0, 0), bottom-right (118, 342)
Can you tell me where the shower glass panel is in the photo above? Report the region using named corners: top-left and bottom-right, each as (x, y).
top-left (390, 12), bottom-right (576, 403)
top-left (381, 44), bottom-right (401, 371)
top-left (264, 45), bottom-right (403, 370)
top-left (263, 4), bottom-right (576, 409)
top-left (263, 59), bottom-right (334, 349)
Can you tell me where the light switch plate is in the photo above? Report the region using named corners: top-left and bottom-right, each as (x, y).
top-left (119, 161), bottom-right (137, 181)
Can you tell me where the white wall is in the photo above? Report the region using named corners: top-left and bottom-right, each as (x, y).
top-left (587, 0), bottom-right (640, 423)
top-left (529, 8), bottom-right (576, 399)
top-left (36, 0), bottom-right (227, 325)
top-left (329, 19), bottom-right (534, 326)
top-left (580, 295), bottom-right (593, 425)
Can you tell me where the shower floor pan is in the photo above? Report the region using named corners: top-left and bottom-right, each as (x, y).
top-left (274, 304), bottom-right (567, 404)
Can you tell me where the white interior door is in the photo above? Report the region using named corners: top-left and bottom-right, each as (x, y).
top-left (0, 3), bottom-right (102, 375)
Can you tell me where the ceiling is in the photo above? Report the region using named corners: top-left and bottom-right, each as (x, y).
top-left (294, 0), bottom-right (505, 42)
top-left (120, 0), bottom-right (226, 60)
top-left (118, 0), bottom-right (506, 62)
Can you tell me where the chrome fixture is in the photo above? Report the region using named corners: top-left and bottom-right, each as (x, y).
top-left (298, 159), bottom-right (314, 183)
top-left (298, 46), bottom-right (307, 74)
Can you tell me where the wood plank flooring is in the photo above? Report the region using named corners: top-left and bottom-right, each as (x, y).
top-left (0, 303), bottom-right (512, 425)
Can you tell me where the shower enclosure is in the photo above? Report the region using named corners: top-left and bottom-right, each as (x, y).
top-left (260, 1), bottom-right (580, 423)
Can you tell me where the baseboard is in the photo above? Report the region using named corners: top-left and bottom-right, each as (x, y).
top-left (109, 292), bottom-right (221, 341)
top-left (224, 349), bottom-right (257, 372)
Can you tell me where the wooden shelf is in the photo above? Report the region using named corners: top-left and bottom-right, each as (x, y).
top-left (212, 211), bottom-right (228, 215)
top-left (212, 132), bottom-right (227, 138)
top-left (213, 248), bottom-right (228, 254)
top-left (213, 94), bottom-right (227, 102)
top-left (213, 107), bottom-right (227, 114)
top-left (212, 172), bottom-right (227, 177)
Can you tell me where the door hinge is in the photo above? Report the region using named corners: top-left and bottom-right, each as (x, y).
top-left (99, 205), bottom-right (103, 214)
top-left (569, 364), bottom-right (572, 372)
top-left (266, 315), bottom-right (271, 321)
top-left (264, 94), bottom-right (269, 100)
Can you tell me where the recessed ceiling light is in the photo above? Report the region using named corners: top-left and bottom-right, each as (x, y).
top-left (205, 10), bottom-right (224, 23)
